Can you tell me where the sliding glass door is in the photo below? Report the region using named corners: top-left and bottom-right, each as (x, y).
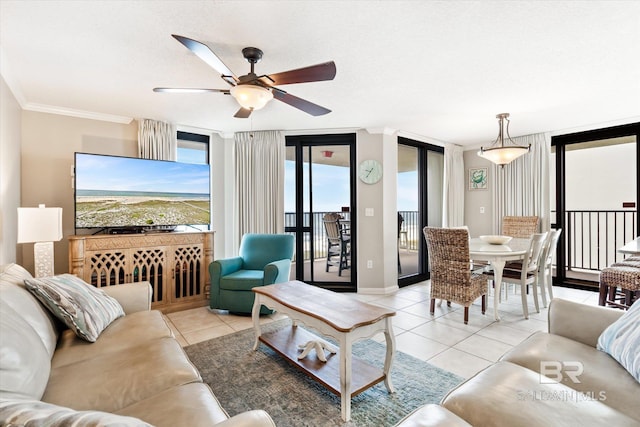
top-left (552, 123), bottom-right (640, 289)
top-left (397, 137), bottom-right (444, 286)
top-left (285, 134), bottom-right (356, 291)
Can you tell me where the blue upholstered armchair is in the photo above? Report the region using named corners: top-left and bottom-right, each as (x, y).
top-left (209, 233), bottom-right (295, 315)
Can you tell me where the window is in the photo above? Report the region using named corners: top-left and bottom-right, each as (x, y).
top-left (176, 131), bottom-right (211, 231)
top-left (177, 131), bottom-right (209, 165)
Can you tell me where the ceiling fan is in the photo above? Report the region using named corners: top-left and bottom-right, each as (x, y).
top-left (154, 35), bottom-right (336, 118)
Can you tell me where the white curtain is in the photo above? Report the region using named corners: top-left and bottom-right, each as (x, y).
top-left (492, 133), bottom-right (551, 233)
top-left (138, 119), bottom-right (177, 160)
top-left (233, 130), bottom-right (285, 248)
top-left (443, 143), bottom-right (465, 227)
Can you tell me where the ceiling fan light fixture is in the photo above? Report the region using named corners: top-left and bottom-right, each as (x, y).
top-left (478, 113), bottom-right (530, 167)
top-left (230, 84), bottom-right (273, 110)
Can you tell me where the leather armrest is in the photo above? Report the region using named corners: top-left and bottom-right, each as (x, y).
top-left (548, 298), bottom-right (623, 347)
top-left (214, 410), bottom-right (276, 427)
top-left (264, 259), bottom-right (292, 284)
top-left (101, 281), bottom-right (152, 314)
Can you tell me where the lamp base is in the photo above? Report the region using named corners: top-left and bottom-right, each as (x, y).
top-left (34, 241), bottom-right (55, 278)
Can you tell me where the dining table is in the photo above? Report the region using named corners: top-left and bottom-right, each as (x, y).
top-left (469, 237), bottom-right (531, 321)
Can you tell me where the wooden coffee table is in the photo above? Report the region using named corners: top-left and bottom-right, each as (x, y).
top-left (251, 281), bottom-right (396, 422)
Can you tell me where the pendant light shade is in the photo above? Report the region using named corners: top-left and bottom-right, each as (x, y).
top-left (478, 113), bottom-right (530, 166)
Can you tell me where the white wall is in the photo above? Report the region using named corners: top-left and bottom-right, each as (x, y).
top-left (0, 75), bottom-right (21, 265)
top-left (463, 150), bottom-right (494, 236)
top-left (20, 111), bottom-right (138, 274)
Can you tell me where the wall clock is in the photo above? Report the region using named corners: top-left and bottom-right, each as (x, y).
top-left (359, 159), bottom-right (383, 184)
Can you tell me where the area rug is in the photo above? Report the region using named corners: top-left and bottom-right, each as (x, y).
top-left (185, 319), bottom-right (463, 427)
top-left (185, 320), bottom-right (463, 427)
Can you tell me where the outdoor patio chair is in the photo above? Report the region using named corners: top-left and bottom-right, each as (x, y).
top-left (323, 212), bottom-right (351, 276)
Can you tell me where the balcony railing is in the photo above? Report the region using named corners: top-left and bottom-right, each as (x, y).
top-left (556, 210), bottom-right (637, 272)
top-left (284, 210), bottom-right (420, 260)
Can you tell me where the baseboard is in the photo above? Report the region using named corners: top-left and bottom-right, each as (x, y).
top-left (357, 284), bottom-right (399, 295)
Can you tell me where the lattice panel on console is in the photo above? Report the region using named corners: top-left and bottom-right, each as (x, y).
top-left (173, 245), bottom-right (203, 301)
top-left (132, 248), bottom-right (166, 304)
top-left (88, 251), bottom-right (127, 287)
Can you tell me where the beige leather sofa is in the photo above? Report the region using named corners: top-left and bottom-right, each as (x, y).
top-left (396, 298), bottom-right (640, 427)
top-left (0, 263), bottom-right (275, 427)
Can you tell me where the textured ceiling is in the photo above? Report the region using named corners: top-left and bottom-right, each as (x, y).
top-left (1, 0), bottom-right (639, 145)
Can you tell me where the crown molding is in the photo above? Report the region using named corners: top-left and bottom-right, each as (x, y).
top-left (24, 103), bottom-right (133, 124)
top-left (365, 127), bottom-right (397, 135)
top-left (396, 130), bottom-right (447, 147)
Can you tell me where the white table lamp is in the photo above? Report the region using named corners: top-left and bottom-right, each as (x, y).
top-left (17, 205), bottom-right (63, 277)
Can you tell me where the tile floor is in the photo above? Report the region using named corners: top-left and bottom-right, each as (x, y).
top-left (164, 282), bottom-right (600, 380)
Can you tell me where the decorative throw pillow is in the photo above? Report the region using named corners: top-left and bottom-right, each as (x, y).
top-left (24, 274), bottom-right (124, 343)
top-left (0, 399), bottom-right (154, 426)
top-left (597, 300), bottom-right (640, 382)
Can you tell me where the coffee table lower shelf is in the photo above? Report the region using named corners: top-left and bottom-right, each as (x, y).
top-left (259, 325), bottom-right (386, 397)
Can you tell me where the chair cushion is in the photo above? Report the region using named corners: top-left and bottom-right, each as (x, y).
top-left (597, 300), bottom-right (640, 382)
top-left (24, 274), bottom-right (124, 343)
top-left (220, 270), bottom-right (264, 291)
top-left (0, 399), bottom-right (153, 427)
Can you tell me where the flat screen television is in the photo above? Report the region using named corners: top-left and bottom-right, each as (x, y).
top-left (74, 152), bottom-right (211, 230)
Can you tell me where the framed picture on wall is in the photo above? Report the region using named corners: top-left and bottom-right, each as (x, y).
top-left (469, 167), bottom-right (488, 190)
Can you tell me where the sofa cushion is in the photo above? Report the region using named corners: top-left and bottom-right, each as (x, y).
top-left (597, 299), bottom-right (640, 382)
top-left (441, 361), bottom-right (639, 427)
top-left (115, 383), bottom-right (229, 427)
top-left (0, 301), bottom-right (51, 400)
top-left (220, 270), bottom-right (264, 291)
top-left (52, 310), bottom-right (173, 368)
top-left (24, 274), bottom-right (124, 342)
top-left (0, 399), bottom-right (153, 426)
top-left (394, 403), bottom-right (471, 427)
top-left (43, 337), bottom-right (201, 412)
top-left (0, 279), bottom-right (59, 358)
top-left (500, 331), bottom-right (640, 421)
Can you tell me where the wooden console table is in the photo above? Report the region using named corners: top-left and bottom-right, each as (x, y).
top-left (68, 231), bottom-right (214, 313)
top-left (252, 281), bottom-right (396, 422)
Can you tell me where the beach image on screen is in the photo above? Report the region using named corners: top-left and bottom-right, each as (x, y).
top-left (75, 153), bottom-right (210, 228)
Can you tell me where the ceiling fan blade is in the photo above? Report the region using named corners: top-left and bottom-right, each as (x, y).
top-left (234, 107), bottom-right (252, 118)
top-left (272, 90), bottom-right (331, 116)
top-left (153, 87), bottom-right (229, 94)
top-left (263, 61), bottom-right (336, 86)
top-left (171, 34), bottom-right (238, 85)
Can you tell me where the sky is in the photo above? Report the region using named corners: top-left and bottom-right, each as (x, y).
top-left (75, 153), bottom-right (210, 194)
top-left (284, 161), bottom-right (418, 213)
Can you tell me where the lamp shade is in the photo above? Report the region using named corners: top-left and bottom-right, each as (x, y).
top-left (230, 84), bottom-right (273, 110)
top-left (17, 206), bottom-right (63, 243)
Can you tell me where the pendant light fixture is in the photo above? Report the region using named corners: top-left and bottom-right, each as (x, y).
top-left (478, 113), bottom-right (530, 166)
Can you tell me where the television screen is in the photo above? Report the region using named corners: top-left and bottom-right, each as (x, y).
top-left (74, 153), bottom-right (211, 229)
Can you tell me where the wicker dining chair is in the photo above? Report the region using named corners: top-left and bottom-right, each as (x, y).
top-left (423, 227), bottom-right (486, 324)
top-left (502, 216), bottom-right (539, 238)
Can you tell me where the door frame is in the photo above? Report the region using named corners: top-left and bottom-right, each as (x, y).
top-left (397, 137), bottom-right (444, 287)
top-left (285, 133), bottom-right (357, 291)
top-left (552, 122), bottom-right (640, 288)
